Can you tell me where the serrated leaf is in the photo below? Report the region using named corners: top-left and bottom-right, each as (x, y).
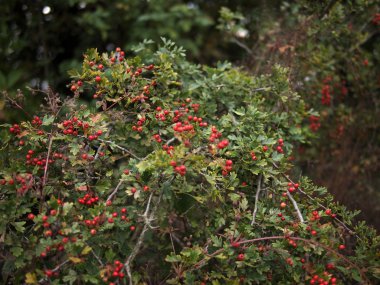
top-left (11, 246), bottom-right (23, 257)
top-left (165, 254), bottom-right (182, 263)
top-left (12, 221), bottom-right (26, 233)
top-left (81, 245), bottom-right (92, 255)
top-left (42, 115), bottom-right (55, 126)
top-left (25, 272), bottom-right (37, 284)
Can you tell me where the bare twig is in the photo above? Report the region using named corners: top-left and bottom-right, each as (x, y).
top-left (38, 259), bottom-right (69, 283)
top-left (91, 248), bottom-right (104, 266)
top-left (230, 38), bottom-right (253, 54)
top-left (251, 174), bottom-right (262, 225)
top-left (286, 189), bottom-right (305, 223)
top-left (96, 138), bottom-right (142, 160)
top-left (166, 137), bottom-right (177, 146)
top-left (124, 191), bottom-right (163, 285)
top-left (106, 180), bottom-right (124, 202)
top-left (42, 134), bottom-right (54, 188)
top-left (272, 162), bottom-right (360, 240)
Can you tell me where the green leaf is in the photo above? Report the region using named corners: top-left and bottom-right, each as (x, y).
top-left (12, 221), bottom-right (26, 233)
top-left (11, 246), bottom-right (23, 257)
top-left (165, 254), bottom-right (182, 263)
top-left (42, 115), bottom-right (55, 126)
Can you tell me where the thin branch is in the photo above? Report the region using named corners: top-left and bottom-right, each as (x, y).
top-left (191, 235), bottom-right (369, 283)
top-left (286, 189), bottom-right (305, 223)
top-left (38, 259), bottom-right (69, 283)
top-left (272, 162), bottom-right (360, 240)
top-left (42, 134), bottom-right (54, 188)
top-left (124, 191), bottom-right (163, 285)
top-left (106, 180), bottom-right (124, 202)
top-left (230, 38), bottom-right (253, 55)
top-left (166, 137), bottom-right (177, 146)
top-left (97, 138), bottom-right (142, 160)
top-left (91, 248), bottom-right (104, 266)
top-left (251, 174), bottom-right (262, 225)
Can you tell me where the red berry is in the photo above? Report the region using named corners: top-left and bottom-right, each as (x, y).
top-left (237, 253), bottom-right (245, 261)
top-left (95, 76), bottom-right (101, 82)
top-left (27, 213), bottom-right (35, 220)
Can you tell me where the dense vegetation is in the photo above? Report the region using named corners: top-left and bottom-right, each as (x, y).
top-left (0, 1), bottom-right (379, 284)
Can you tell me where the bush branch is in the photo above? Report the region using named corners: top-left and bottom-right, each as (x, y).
top-left (124, 190), bottom-right (163, 284)
top-left (106, 180), bottom-right (124, 202)
top-left (272, 162), bottom-right (360, 239)
top-left (251, 174), bottom-right (262, 225)
top-left (286, 189), bottom-right (305, 223)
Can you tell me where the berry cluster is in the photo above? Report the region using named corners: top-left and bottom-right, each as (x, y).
top-left (106, 260), bottom-right (125, 284)
top-left (31, 116), bottom-right (43, 126)
top-left (275, 138), bottom-right (284, 153)
top-left (287, 182), bottom-right (299, 193)
top-left (154, 107), bottom-right (170, 121)
top-left (170, 161), bottom-right (187, 176)
top-left (217, 139), bottom-right (229, 149)
top-left (9, 123), bottom-right (21, 134)
top-left (209, 126), bottom-right (222, 142)
top-left (309, 273), bottom-right (338, 285)
top-left (78, 194), bottom-right (99, 206)
top-left (62, 117), bottom-right (88, 136)
top-left (162, 144), bottom-right (174, 155)
top-left (222, 159), bottom-right (233, 176)
top-left (309, 115), bottom-right (321, 132)
top-left (321, 84), bottom-right (331, 106)
top-left (132, 117), bottom-right (146, 132)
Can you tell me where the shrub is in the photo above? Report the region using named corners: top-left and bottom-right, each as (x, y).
top-left (0, 40), bottom-right (379, 284)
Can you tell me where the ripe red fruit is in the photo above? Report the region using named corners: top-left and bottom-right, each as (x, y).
top-left (70, 85), bottom-right (77, 91)
top-left (325, 209), bottom-right (332, 215)
top-left (27, 213), bottom-right (35, 220)
top-left (280, 202), bottom-right (286, 208)
top-left (130, 225), bottom-right (136, 231)
top-left (45, 270), bottom-right (53, 277)
top-left (50, 209), bottom-right (57, 216)
top-left (95, 76), bottom-right (101, 82)
top-left (81, 154), bottom-right (88, 160)
top-left (123, 169), bottom-right (130, 175)
top-left (338, 244), bottom-right (345, 250)
top-left (121, 208), bottom-right (127, 214)
top-left (262, 146), bottom-right (268, 152)
top-left (90, 229), bottom-right (97, 235)
top-left (237, 253), bottom-right (245, 261)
